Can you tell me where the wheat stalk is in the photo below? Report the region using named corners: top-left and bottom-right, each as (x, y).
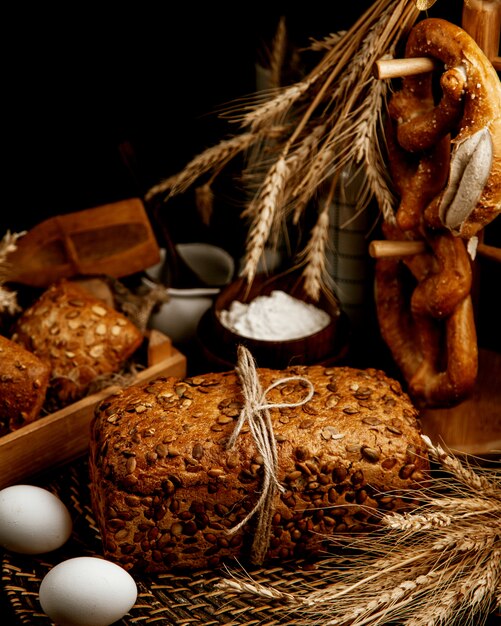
top-left (432, 529), bottom-right (497, 554)
top-left (240, 0), bottom-right (419, 296)
top-left (145, 0), bottom-right (439, 300)
top-left (298, 206), bottom-right (331, 302)
top-left (195, 183), bottom-right (215, 226)
top-left (238, 80), bottom-right (317, 134)
top-left (415, 0), bottom-right (438, 8)
top-left (268, 16), bottom-right (287, 92)
top-left (241, 156), bottom-right (288, 283)
top-left (144, 132), bottom-right (261, 201)
top-left (251, 123), bottom-right (327, 248)
top-left (383, 510), bottom-right (452, 531)
top-left (422, 435), bottom-right (500, 498)
top-left (0, 230), bottom-right (26, 315)
top-left (216, 435), bottom-right (501, 625)
top-left (307, 31), bottom-right (346, 53)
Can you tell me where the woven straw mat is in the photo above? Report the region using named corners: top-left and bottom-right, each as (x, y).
top-left (1, 457), bottom-right (348, 625)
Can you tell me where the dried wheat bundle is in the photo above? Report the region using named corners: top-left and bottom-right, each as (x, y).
top-left (0, 230), bottom-right (25, 315)
top-left (146, 0), bottom-right (434, 299)
top-left (218, 435), bottom-right (501, 626)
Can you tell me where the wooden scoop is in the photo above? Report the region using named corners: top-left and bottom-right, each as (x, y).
top-left (5, 198), bottom-right (161, 287)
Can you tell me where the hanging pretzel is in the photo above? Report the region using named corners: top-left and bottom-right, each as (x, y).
top-left (374, 17), bottom-right (500, 407)
top-left (388, 17), bottom-right (501, 238)
top-left (375, 221), bottom-right (478, 407)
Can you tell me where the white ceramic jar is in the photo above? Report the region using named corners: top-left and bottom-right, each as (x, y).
top-left (143, 243), bottom-right (234, 344)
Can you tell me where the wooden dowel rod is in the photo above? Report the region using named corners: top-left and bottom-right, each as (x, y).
top-left (369, 240), bottom-right (425, 258)
top-left (375, 1), bottom-right (501, 79)
top-left (369, 240), bottom-right (501, 263)
top-left (373, 57), bottom-right (436, 79)
top-left (478, 242), bottom-right (501, 263)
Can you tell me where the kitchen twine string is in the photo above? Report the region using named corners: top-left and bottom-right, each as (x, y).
top-left (226, 344), bottom-right (315, 564)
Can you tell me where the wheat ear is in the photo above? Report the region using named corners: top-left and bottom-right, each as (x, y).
top-left (241, 156), bottom-right (288, 283)
top-left (145, 132), bottom-right (259, 201)
top-left (421, 435), bottom-right (500, 497)
top-left (0, 230), bottom-right (26, 314)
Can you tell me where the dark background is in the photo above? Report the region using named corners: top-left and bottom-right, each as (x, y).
top-left (2, 2), bottom-right (463, 233)
top-left (3, 3), bottom-right (375, 232)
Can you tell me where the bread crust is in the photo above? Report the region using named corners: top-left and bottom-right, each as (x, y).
top-left (0, 334), bottom-right (50, 434)
top-left (12, 279), bottom-right (143, 404)
top-left (89, 365), bottom-right (429, 572)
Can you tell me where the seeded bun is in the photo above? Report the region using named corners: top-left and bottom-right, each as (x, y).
top-left (12, 279), bottom-right (143, 405)
top-left (0, 334), bottom-right (50, 435)
top-left (89, 364), bottom-right (429, 573)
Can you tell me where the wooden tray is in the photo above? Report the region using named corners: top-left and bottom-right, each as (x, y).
top-left (0, 330), bottom-right (186, 489)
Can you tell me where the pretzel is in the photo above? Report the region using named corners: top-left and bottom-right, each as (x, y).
top-left (371, 18), bottom-right (500, 407)
top-left (401, 227), bottom-right (477, 406)
top-left (383, 114), bottom-right (450, 232)
top-left (388, 17), bottom-right (501, 238)
top-left (374, 222), bottom-right (478, 407)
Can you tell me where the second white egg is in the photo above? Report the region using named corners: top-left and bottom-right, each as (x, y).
top-left (39, 556), bottom-right (138, 626)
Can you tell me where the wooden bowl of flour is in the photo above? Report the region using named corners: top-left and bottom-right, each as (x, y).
top-left (197, 272), bottom-right (349, 370)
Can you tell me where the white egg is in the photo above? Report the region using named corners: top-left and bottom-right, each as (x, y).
top-left (39, 556), bottom-right (138, 626)
top-left (0, 484), bottom-right (73, 554)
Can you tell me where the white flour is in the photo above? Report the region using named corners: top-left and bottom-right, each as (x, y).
top-left (219, 290), bottom-right (331, 341)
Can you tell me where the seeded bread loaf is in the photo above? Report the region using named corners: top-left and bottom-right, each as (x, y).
top-left (89, 364), bottom-right (429, 573)
top-left (0, 334), bottom-right (50, 435)
top-left (12, 279), bottom-right (143, 405)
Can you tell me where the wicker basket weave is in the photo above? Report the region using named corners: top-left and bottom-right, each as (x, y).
top-left (1, 458), bottom-right (338, 625)
top-left (4, 458), bottom-right (500, 625)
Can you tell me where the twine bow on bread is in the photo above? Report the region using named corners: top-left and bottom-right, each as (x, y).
top-left (226, 344), bottom-right (315, 564)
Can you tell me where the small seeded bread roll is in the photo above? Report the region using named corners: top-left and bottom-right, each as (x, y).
top-left (0, 334), bottom-right (50, 435)
top-left (89, 365), bottom-right (429, 573)
top-left (12, 279), bottom-right (143, 405)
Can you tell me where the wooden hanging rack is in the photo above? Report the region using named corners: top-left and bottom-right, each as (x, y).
top-left (374, 0), bottom-right (501, 78)
top-left (369, 239), bottom-right (501, 263)
top-left (371, 0), bottom-right (501, 267)
top-left (369, 1), bottom-right (501, 456)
